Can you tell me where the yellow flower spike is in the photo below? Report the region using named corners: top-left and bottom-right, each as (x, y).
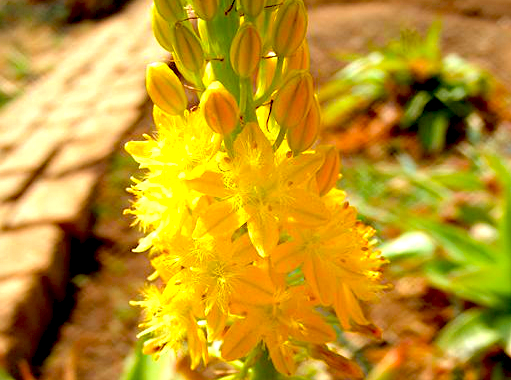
top-left (190, 0), bottom-right (219, 20)
top-left (287, 93), bottom-right (320, 155)
top-left (315, 145), bottom-right (341, 197)
top-left (239, 0), bottom-right (265, 18)
top-left (272, 70), bottom-right (313, 129)
top-left (173, 22), bottom-right (205, 75)
top-left (154, 0), bottom-right (185, 23)
top-left (272, 0), bottom-right (308, 57)
top-left (151, 4), bottom-right (174, 52)
top-left (200, 81), bottom-right (239, 135)
top-left (230, 22), bottom-right (262, 78)
top-left (146, 62), bottom-right (188, 116)
top-left (283, 40), bottom-right (310, 74)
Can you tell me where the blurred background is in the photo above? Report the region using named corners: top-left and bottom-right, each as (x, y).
top-left (1, 0), bottom-right (511, 379)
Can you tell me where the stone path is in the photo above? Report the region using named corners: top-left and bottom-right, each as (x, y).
top-left (0, 0), bottom-right (166, 375)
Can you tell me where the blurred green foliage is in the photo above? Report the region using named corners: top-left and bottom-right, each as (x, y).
top-left (320, 23), bottom-right (507, 153)
top-left (378, 151), bottom-right (511, 367)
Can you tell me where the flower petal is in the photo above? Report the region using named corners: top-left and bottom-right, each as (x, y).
top-left (193, 201), bottom-right (246, 238)
top-left (303, 256), bottom-right (335, 305)
top-left (271, 241), bottom-right (304, 273)
top-left (232, 266), bottom-right (276, 305)
top-left (265, 337), bottom-right (296, 376)
top-left (221, 314), bottom-right (263, 361)
top-left (247, 213), bottom-right (279, 257)
top-left (186, 171), bottom-right (231, 198)
top-left (281, 151), bottom-right (325, 187)
top-left (286, 189), bottom-right (330, 226)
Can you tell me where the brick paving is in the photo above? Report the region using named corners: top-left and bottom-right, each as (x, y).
top-left (0, 0), bottom-right (166, 375)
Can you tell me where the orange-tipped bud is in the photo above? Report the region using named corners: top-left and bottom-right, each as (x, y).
top-left (230, 23), bottom-right (262, 78)
top-left (173, 22), bottom-right (205, 74)
top-left (287, 94), bottom-right (320, 154)
top-left (191, 0), bottom-right (219, 20)
top-left (154, 0), bottom-right (185, 23)
top-left (272, 0), bottom-right (308, 57)
top-left (146, 62), bottom-right (188, 115)
top-left (272, 70), bottom-right (313, 129)
top-left (239, 0), bottom-right (265, 18)
top-left (151, 4), bottom-right (174, 52)
top-left (315, 145), bottom-right (341, 196)
top-left (284, 40), bottom-right (310, 74)
top-left (200, 81), bottom-right (239, 135)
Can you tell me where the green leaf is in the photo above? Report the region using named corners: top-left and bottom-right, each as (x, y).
top-left (408, 217), bottom-right (496, 265)
top-left (495, 314), bottom-right (511, 357)
top-left (484, 153), bottom-right (511, 260)
top-left (400, 91), bottom-right (432, 129)
top-left (429, 171), bottom-right (483, 191)
top-left (418, 111), bottom-right (449, 152)
top-left (379, 231), bottom-right (435, 261)
top-left (436, 308), bottom-right (500, 362)
top-left (448, 266), bottom-right (511, 306)
top-left (119, 341), bottom-right (176, 380)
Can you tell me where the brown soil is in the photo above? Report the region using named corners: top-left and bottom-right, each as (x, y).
top-left (25, 1), bottom-right (511, 379)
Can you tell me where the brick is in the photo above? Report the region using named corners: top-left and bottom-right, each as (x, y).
top-left (0, 203), bottom-right (11, 230)
top-left (0, 127), bottom-right (68, 174)
top-left (0, 276), bottom-right (52, 373)
top-left (95, 86), bottom-right (146, 113)
top-left (8, 169), bottom-right (98, 235)
top-left (0, 173), bottom-right (30, 201)
top-left (0, 225), bottom-right (67, 300)
top-left (72, 108), bottom-right (139, 140)
top-left (45, 136), bottom-right (119, 176)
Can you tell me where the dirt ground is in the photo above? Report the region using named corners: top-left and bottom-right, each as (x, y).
top-left (24, 1), bottom-right (511, 379)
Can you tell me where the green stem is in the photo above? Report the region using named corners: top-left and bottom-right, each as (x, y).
top-left (254, 57), bottom-right (284, 107)
top-left (273, 126), bottom-right (287, 151)
top-left (224, 132), bottom-right (235, 158)
top-left (251, 346), bottom-right (280, 380)
top-left (240, 77), bottom-right (257, 123)
top-left (234, 345), bottom-right (262, 380)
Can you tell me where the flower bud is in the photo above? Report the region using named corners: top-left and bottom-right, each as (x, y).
top-left (315, 145), bottom-right (341, 196)
top-left (146, 62), bottom-right (188, 115)
top-left (239, 0), bottom-right (265, 18)
top-left (284, 40), bottom-right (310, 74)
top-left (154, 0), bottom-right (185, 23)
top-left (200, 81), bottom-right (239, 135)
top-left (287, 94), bottom-right (320, 154)
top-left (230, 23), bottom-right (262, 78)
top-left (191, 0), bottom-right (220, 20)
top-left (151, 4), bottom-right (174, 52)
top-left (272, 0), bottom-right (308, 57)
top-left (272, 70), bottom-right (313, 129)
top-left (173, 22), bottom-right (205, 74)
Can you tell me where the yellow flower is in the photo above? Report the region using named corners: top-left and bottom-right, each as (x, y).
top-left (221, 285), bottom-right (335, 376)
top-left (272, 194), bottom-right (387, 328)
top-left (132, 285), bottom-right (208, 369)
top-left (187, 122), bottom-right (330, 257)
top-left (125, 107), bottom-right (220, 251)
top-left (150, 232), bottom-right (275, 340)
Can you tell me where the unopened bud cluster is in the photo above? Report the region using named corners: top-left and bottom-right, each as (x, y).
top-left (126, 0), bottom-right (387, 376)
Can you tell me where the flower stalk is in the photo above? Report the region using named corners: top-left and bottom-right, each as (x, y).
top-left (125, 0), bottom-right (387, 378)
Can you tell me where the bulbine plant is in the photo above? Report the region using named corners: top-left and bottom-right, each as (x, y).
top-left (124, 0), bottom-right (387, 378)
